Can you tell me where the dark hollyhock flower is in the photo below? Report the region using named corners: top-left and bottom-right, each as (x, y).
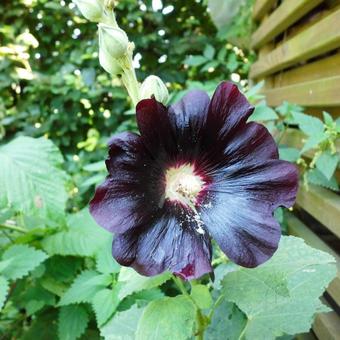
top-left (90, 82), bottom-right (298, 280)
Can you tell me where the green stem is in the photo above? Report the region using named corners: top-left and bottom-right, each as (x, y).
top-left (121, 65), bottom-right (140, 107)
top-left (171, 275), bottom-right (207, 340)
top-left (0, 223), bottom-right (27, 233)
top-left (207, 294), bottom-right (225, 320)
top-left (238, 319), bottom-right (249, 340)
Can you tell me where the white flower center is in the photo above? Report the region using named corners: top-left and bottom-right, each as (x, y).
top-left (165, 164), bottom-right (204, 208)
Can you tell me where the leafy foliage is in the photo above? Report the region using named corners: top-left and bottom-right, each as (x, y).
top-left (0, 136), bottom-right (68, 222)
top-left (136, 296), bottom-right (196, 340)
top-left (221, 236), bottom-right (336, 339)
top-left (0, 276), bottom-right (9, 311)
top-left (58, 305), bottom-right (89, 340)
top-left (59, 270), bottom-right (111, 306)
top-left (0, 244), bottom-right (48, 280)
top-left (0, 0), bottom-right (337, 339)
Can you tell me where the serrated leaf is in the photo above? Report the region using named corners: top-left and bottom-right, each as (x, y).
top-left (292, 112), bottom-right (324, 136)
top-left (205, 299), bottom-right (246, 340)
top-left (322, 111), bottom-right (333, 125)
top-left (0, 276), bottom-right (9, 310)
top-left (58, 305), bottom-right (89, 340)
top-left (221, 236), bottom-right (336, 339)
top-left (315, 151), bottom-right (339, 180)
top-left (100, 305), bottom-right (144, 340)
top-left (0, 136), bottom-right (68, 221)
top-left (95, 239), bottom-right (120, 274)
top-left (249, 102), bottom-right (278, 122)
top-left (301, 133), bottom-right (327, 153)
top-left (307, 169), bottom-right (339, 191)
top-left (190, 284), bottom-right (212, 309)
top-left (22, 283), bottom-right (56, 315)
top-left (136, 296), bottom-right (196, 340)
top-left (279, 147), bottom-right (300, 162)
top-left (59, 270), bottom-right (111, 306)
top-left (92, 287), bottom-right (120, 326)
top-left (118, 267), bottom-right (171, 300)
top-left (0, 244), bottom-right (48, 280)
top-left (43, 209), bottom-right (111, 257)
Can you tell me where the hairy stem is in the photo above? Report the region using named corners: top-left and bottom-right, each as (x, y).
top-left (0, 223), bottom-right (27, 233)
top-left (171, 275), bottom-right (207, 340)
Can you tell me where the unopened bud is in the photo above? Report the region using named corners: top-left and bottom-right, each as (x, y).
top-left (73, 0), bottom-right (103, 22)
top-left (140, 75), bottom-right (169, 105)
top-left (98, 24), bottom-right (129, 60)
top-left (99, 48), bottom-right (122, 75)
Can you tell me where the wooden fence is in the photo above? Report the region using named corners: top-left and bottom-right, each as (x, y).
top-left (250, 1), bottom-right (340, 339)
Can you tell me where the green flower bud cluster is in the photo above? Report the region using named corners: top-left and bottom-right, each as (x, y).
top-left (73, 0), bottom-right (170, 108)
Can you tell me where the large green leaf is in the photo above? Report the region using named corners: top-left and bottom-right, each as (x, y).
top-left (136, 295), bottom-right (196, 340)
top-left (221, 236), bottom-right (336, 339)
top-left (0, 136), bottom-right (68, 221)
top-left (0, 244), bottom-right (48, 280)
top-left (205, 299), bottom-right (247, 340)
top-left (315, 151), bottom-right (339, 180)
top-left (118, 267), bottom-right (171, 300)
top-left (0, 276), bottom-right (9, 310)
top-left (92, 287), bottom-right (120, 326)
top-left (100, 305), bottom-right (144, 340)
top-left (292, 112), bottom-right (324, 136)
top-left (59, 270), bottom-right (111, 306)
top-left (43, 209), bottom-right (111, 257)
top-left (58, 305), bottom-right (89, 340)
top-left (95, 239), bottom-right (120, 274)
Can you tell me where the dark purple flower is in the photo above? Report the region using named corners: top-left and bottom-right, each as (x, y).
top-left (90, 82), bottom-right (298, 280)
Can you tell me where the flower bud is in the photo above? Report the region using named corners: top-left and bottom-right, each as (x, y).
top-left (140, 75), bottom-right (169, 105)
top-left (99, 48), bottom-right (122, 75)
top-left (73, 0), bottom-right (104, 22)
top-left (98, 24), bottom-right (129, 60)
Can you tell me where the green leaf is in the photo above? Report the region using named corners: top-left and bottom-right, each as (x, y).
top-left (0, 276), bottom-right (9, 310)
top-left (221, 236), bottom-right (336, 339)
top-left (92, 288), bottom-right (120, 326)
top-left (118, 267), bottom-right (171, 300)
top-left (200, 60), bottom-right (219, 73)
top-left (250, 102), bottom-right (278, 122)
top-left (190, 284), bottom-right (212, 309)
top-left (22, 310), bottom-right (58, 340)
top-left (0, 136), bottom-right (68, 221)
top-left (100, 305), bottom-right (144, 340)
top-left (203, 44), bottom-right (215, 60)
top-left (292, 112), bottom-right (324, 136)
top-left (83, 161), bottom-right (106, 172)
top-left (0, 244), bottom-right (48, 280)
top-left (59, 270), bottom-right (111, 306)
top-left (322, 111), bottom-right (333, 126)
top-left (227, 53), bottom-right (239, 72)
top-left (95, 239), bottom-right (120, 274)
top-left (301, 133), bottom-right (327, 153)
top-left (21, 283), bottom-right (56, 315)
top-left (43, 209), bottom-right (111, 257)
top-left (184, 55), bottom-right (208, 66)
top-left (315, 151), bottom-right (339, 180)
top-left (279, 147), bottom-right (300, 162)
top-left (58, 305), bottom-right (89, 340)
top-left (306, 169), bottom-right (339, 191)
top-left (136, 296), bottom-right (196, 340)
top-left (205, 299), bottom-right (247, 340)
